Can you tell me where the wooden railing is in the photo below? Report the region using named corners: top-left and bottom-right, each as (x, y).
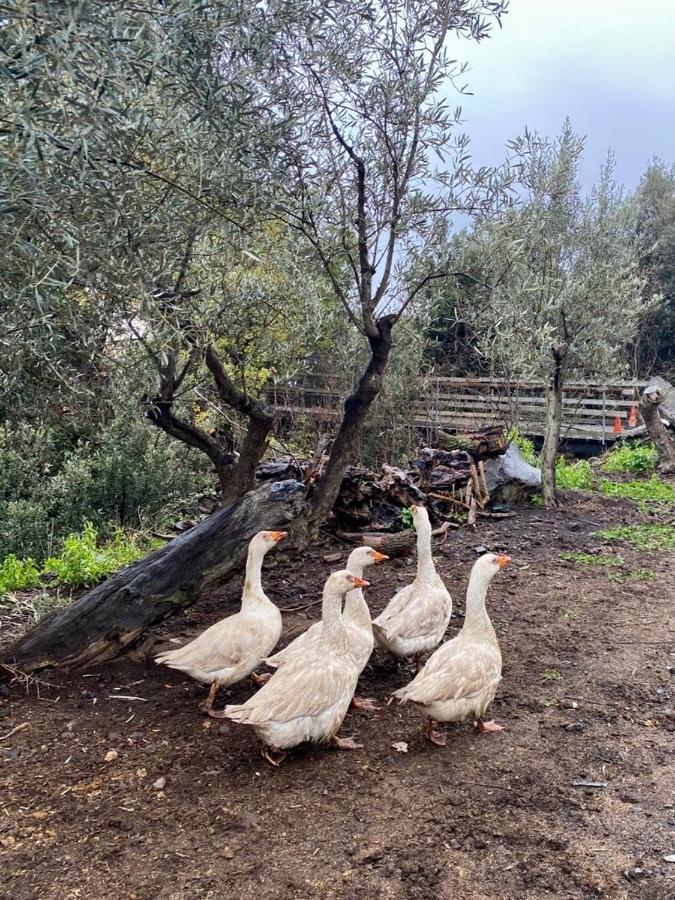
top-left (268, 375), bottom-right (647, 443)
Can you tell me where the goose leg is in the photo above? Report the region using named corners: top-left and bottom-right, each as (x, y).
top-left (250, 671), bottom-right (271, 686)
top-left (351, 695), bottom-right (381, 712)
top-left (331, 735), bottom-right (363, 751)
top-left (200, 679), bottom-right (221, 715)
top-left (425, 718), bottom-right (447, 747)
top-left (262, 745), bottom-right (287, 767)
top-left (474, 718), bottom-right (505, 733)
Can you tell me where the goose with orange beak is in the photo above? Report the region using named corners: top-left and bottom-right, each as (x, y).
top-left (393, 553), bottom-right (512, 745)
top-left (373, 505), bottom-right (452, 670)
top-left (223, 570), bottom-right (371, 766)
top-left (155, 530), bottom-right (287, 716)
top-left (265, 545), bottom-right (389, 710)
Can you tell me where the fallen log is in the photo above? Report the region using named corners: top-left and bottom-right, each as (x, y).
top-left (4, 480), bottom-right (306, 673)
top-left (336, 522), bottom-right (456, 558)
top-left (435, 425), bottom-right (507, 459)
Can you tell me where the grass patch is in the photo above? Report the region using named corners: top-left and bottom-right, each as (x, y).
top-left (599, 476), bottom-right (675, 504)
top-left (1, 522), bottom-right (161, 600)
top-left (556, 458), bottom-right (594, 490)
top-left (595, 523), bottom-right (675, 551)
top-left (601, 442), bottom-right (657, 475)
top-left (560, 551), bottom-right (625, 567)
top-left (608, 567), bottom-right (657, 584)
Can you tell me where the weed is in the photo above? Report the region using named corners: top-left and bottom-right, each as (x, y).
top-left (507, 428), bottom-right (539, 466)
top-left (400, 508), bottom-right (414, 529)
top-left (556, 458), bottom-right (594, 491)
top-left (560, 551), bottom-right (625, 567)
top-left (542, 669), bottom-right (563, 682)
top-left (601, 442), bottom-right (657, 475)
top-left (608, 567), bottom-right (657, 584)
top-left (595, 523), bottom-right (675, 551)
top-left (599, 476), bottom-right (675, 504)
top-left (564, 609), bottom-right (578, 621)
top-left (43, 523), bottom-right (158, 588)
top-left (0, 554), bottom-right (42, 597)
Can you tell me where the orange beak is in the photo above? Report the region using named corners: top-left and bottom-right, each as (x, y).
top-left (268, 531), bottom-right (287, 542)
top-left (352, 576), bottom-right (370, 588)
top-left (409, 505), bottom-right (418, 512)
top-left (371, 551), bottom-right (389, 563)
top-left (496, 554), bottom-right (511, 568)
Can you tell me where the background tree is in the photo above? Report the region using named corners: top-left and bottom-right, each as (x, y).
top-left (458, 122), bottom-right (650, 505)
top-left (260, 0), bottom-right (509, 538)
top-left (632, 159), bottom-right (675, 376)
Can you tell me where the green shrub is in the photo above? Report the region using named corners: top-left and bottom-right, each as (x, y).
top-left (556, 458), bottom-right (594, 491)
top-left (595, 523), bottom-right (675, 551)
top-left (0, 411), bottom-right (211, 561)
top-left (601, 442), bottom-right (657, 475)
top-left (560, 551), bottom-right (625, 567)
top-left (43, 522), bottom-right (159, 588)
top-left (507, 428), bottom-right (539, 466)
top-left (599, 476), bottom-right (675, 504)
top-left (0, 554), bottom-right (42, 596)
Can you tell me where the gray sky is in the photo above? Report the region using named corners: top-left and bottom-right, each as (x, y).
top-left (451, 0), bottom-right (674, 191)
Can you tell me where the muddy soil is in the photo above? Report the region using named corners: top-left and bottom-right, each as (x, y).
top-left (1, 493), bottom-right (674, 899)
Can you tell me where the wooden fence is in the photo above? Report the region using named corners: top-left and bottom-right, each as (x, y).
top-left (268, 375), bottom-right (647, 444)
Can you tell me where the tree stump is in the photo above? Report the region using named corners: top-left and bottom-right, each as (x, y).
top-left (3, 480), bottom-right (306, 673)
top-left (640, 388), bottom-right (675, 476)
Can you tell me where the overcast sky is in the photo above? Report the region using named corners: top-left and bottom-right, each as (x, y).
top-left (450, 0), bottom-right (674, 192)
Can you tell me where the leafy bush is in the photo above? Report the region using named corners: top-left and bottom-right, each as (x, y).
top-left (43, 522), bottom-right (158, 588)
top-left (506, 428), bottom-right (539, 466)
top-left (601, 442), bottom-right (657, 475)
top-left (596, 523), bottom-right (675, 551)
top-left (556, 458), bottom-right (594, 491)
top-left (599, 476), bottom-right (675, 504)
top-left (0, 411), bottom-right (211, 561)
top-left (0, 554), bottom-right (42, 596)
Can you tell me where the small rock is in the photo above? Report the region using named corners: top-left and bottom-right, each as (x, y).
top-left (0, 708), bottom-right (10, 719)
top-left (663, 707), bottom-right (674, 720)
top-left (104, 750), bottom-right (118, 763)
top-left (358, 845), bottom-right (384, 864)
top-left (664, 854), bottom-right (675, 863)
top-left (623, 867), bottom-right (653, 882)
top-left (392, 741), bottom-right (408, 753)
top-left (474, 546), bottom-right (489, 555)
top-left (565, 722), bottom-right (585, 733)
top-left (153, 776), bottom-right (166, 791)
top-left (0, 684), bottom-right (10, 698)
top-left (217, 723), bottom-right (230, 735)
top-left (107, 731), bottom-right (122, 742)
top-left (221, 846), bottom-right (236, 859)
top-left (562, 700), bottom-right (579, 710)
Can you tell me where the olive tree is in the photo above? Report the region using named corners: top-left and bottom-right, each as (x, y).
top-left (258, 0), bottom-right (509, 537)
top-left (462, 122), bottom-right (650, 505)
top-left (0, 0), bottom-right (318, 501)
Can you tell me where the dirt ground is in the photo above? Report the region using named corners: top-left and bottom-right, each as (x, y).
top-left (1, 493), bottom-right (674, 900)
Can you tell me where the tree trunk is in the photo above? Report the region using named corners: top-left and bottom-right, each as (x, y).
top-left (640, 389), bottom-right (675, 476)
top-left (292, 315), bottom-right (396, 543)
top-left (4, 480), bottom-right (305, 673)
top-left (540, 349), bottom-right (567, 507)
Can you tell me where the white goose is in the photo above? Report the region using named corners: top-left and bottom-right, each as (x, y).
top-left (222, 569), bottom-right (369, 766)
top-left (393, 552), bottom-right (511, 745)
top-left (264, 545), bottom-right (387, 708)
top-left (155, 530), bottom-right (286, 715)
top-left (372, 505), bottom-right (452, 667)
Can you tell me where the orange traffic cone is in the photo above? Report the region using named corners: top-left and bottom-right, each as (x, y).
top-left (613, 415), bottom-right (623, 435)
top-left (628, 404), bottom-right (638, 428)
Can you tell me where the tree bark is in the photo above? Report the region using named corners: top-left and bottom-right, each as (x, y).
top-left (292, 314), bottom-right (396, 543)
top-left (4, 480), bottom-right (305, 673)
top-left (640, 388), bottom-right (675, 476)
top-left (540, 348), bottom-right (567, 507)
